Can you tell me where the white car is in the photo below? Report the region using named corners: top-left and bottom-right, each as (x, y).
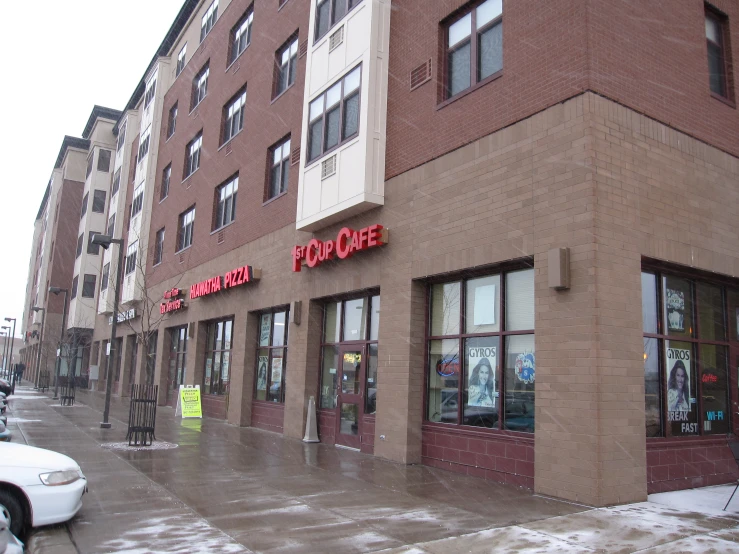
top-left (0, 443), bottom-right (87, 536)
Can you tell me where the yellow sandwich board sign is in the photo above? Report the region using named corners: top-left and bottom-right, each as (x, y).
top-left (177, 385), bottom-right (202, 418)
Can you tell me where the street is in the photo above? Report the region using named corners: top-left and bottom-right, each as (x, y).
top-left (5, 385), bottom-right (739, 553)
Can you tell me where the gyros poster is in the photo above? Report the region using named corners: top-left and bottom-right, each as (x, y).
top-left (665, 345), bottom-right (691, 416)
top-left (467, 346), bottom-right (496, 408)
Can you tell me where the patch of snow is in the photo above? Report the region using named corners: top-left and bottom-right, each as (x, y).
top-left (6, 418), bottom-right (41, 423)
top-left (649, 484), bottom-right (739, 518)
top-left (101, 441), bottom-right (179, 452)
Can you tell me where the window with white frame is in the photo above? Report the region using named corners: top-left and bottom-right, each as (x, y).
top-left (268, 137), bottom-right (290, 200)
top-left (177, 207), bottom-right (195, 251)
top-left (214, 175), bottom-right (238, 230)
top-left (125, 241), bottom-right (138, 275)
top-left (275, 36), bottom-right (298, 97)
top-left (161, 165), bottom-right (171, 201)
top-left (230, 8), bottom-right (253, 64)
top-left (144, 78), bottom-right (157, 109)
top-left (185, 133), bottom-right (202, 178)
top-left (192, 64), bottom-right (209, 109)
top-left (176, 44), bottom-right (187, 76)
top-left (154, 228), bottom-right (165, 265)
top-left (307, 65), bottom-right (361, 163)
top-left (131, 184), bottom-right (144, 218)
top-left (222, 88), bottom-right (246, 144)
top-left (200, 0), bottom-right (219, 43)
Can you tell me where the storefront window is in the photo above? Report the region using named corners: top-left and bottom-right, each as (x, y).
top-left (168, 326), bottom-right (187, 403)
top-left (426, 266), bottom-right (535, 432)
top-left (255, 308), bottom-right (289, 403)
top-left (642, 269), bottom-right (735, 437)
top-left (203, 318), bottom-right (233, 396)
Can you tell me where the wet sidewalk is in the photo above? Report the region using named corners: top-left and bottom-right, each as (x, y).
top-left (5, 384), bottom-right (739, 553)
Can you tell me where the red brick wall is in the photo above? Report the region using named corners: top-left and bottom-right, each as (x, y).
top-left (386, 0), bottom-right (739, 180)
top-left (48, 179), bottom-right (84, 311)
top-left (422, 424), bottom-right (534, 488)
top-left (202, 393), bottom-right (227, 419)
top-left (251, 401), bottom-right (284, 433)
top-left (148, 0), bottom-right (309, 287)
top-left (647, 437), bottom-right (739, 493)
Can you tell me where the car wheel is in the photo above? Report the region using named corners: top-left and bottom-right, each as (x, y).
top-left (0, 489), bottom-right (25, 536)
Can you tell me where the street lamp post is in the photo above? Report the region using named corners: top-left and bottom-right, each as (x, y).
top-left (31, 307), bottom-right (46, 390)
top-left (48, 287), bottom-right (69, 400)
top-left (5, 318), bottom-right (16, 388)
top-left (1, 329), bottom-right (8, 379)
top-left (91, 234), bottom-right (124, 429)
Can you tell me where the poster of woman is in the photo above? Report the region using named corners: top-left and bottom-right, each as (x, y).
top-left (666, 347), bottom-right (690, 413)
top-left (467, 346), bottom-right (496, 407)
top-left (256, 356), bottom-right (268, 392)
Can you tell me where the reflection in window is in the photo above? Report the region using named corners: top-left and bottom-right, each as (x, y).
top-left (255, 308), bottom-right (289, 403)
top-left (203, 319), bottom-right (233, 396)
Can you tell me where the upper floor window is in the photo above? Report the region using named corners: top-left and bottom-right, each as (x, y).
top-left (131, 184), bottom-right (144, 218)
top-left (92, 190), bottom-right (107, 213)
top-left (230, 8), bottom-right (254, 64)
top-left (268, 136), bottom-right (291, 200)
top-left (200, 0), bottom-right (219, 43)
top-left (138, 132), bottom-right (150, 162)
top-left (97, 150), bottom-right (111, 172)
top-left (167, 103), bottom-right (178, 139)
top-left (101, 263), bottom-right (110, 291)
top-left (444, 0), bottom-right (503, 99)
top-left (275, 36), bottom-right (298, 97)
top-left (87, 231), bottom-right (101, 255)
top-left (307, 65), bottom-right (360, 163)
top-left (71, 275), bottom-right (78, 299)
top-left (116, 121), bottom-right (127, 151)
top-left (154, 228), bottom-right (165, 266)
top-left (222, 88), bottom-right (246, 144)
top-left (112, 169), bottom-right (121, 196)
top-left (176, 44), bottom-right (187, 76)
top-left (107, 214), bottom-right (116, 237)
top-left (86, 152), bottom-right (94, 178)
top-left (161, 165), bottom-right (171, 201)
top-left (80, 192), bottom-right (89, 219)
top-left (82, 274), bottom-right (96, 298)
top-left (144, 78), bottom-right (157, 109)
top-left (185, 133), bottom-right (203, 178)
top-left (192, 63), bottom-right (210, 110)
top-left (177, 206), bottom-right (195, 251)
top-left (315, 0), bottom-right (363, 42)
top-left (76, 233), bottom-right (83, 259)
top-left (706, 8), bottom-right (732, 100)
top-left (214, 175), bottom-right (238, 230)
top-left (125, 241), bottom-right (138, 275)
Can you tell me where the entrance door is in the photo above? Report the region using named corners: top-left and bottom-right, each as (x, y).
top-left (167, 327), bottom-right (187, 406)
top-left (335, 346), bottom-right (365, 449)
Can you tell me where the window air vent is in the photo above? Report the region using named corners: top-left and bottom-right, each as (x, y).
top-left (217, 229), bottom-right (225, 244)
top-left (179, 253), bottom-right (185, 264)
top-left (410, 59), bottom-right (432, 91)
top-left (321, 156), bottom-right (337, 180)
top-left (299, 39), bottom-right (308, 58)
top-left (329, 27), bottom-right (344, 51)
top-left (291, 145), bottom-right (301, 166)
top-left (224, 142), bottom-right (233, 156)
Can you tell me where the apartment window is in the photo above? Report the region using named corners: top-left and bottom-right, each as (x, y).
top-left (167, 103), bottom-right (178, 138)
top-left (86, 152), bottom-right (94, 178)
top-left (117, 121), bottom-right (127, 151)
top-left (98, 150), bottom-right (111, 172)
top-left (131, 154), bottom-right (137, 183)
top-left (161, 165), bottom-right (171, 201)
top-left (80, 193), bottom-right (89, 220)
top-left (642, 269), bottom-right (737, 438)
top-left (200, 0), bottom-right (219, 42)
top-left (222, 88), bottom-right (246, 144)
top-left (92, 190), bottom-right (106, 213)
top-left (144, 78), bottom-right (157, 109)
top-left (268, 137), bottom-right (290, 199)
top-left (184, 133), bottom-right (202, 178)
top-left (138, 132), bottom-right (150, 162)
top-left (203, 318), bottom-right (233, 396)
top-left (82, 274), bottom-right (96, 298)
top-left (112, 169), bottom-right (121, 196)
top-left (76, 233), bottom-right (83, 258)
top-left (275, 36), bottom-right (298, 97)
top-left (177, 207), bottom-right (195, 251)
top-left (125, 241), bottom-right (138, 275)
top-left (445, 0), bottom-right (503, 99)
top-left (154, 228), bottom-right (165, 266)
top-left (107, 214), bottom-right (115, 237)
top-left (706, 8), bottom-right (731, 99)
top-left (87, 231), bottom-right (101, 255)
top-left (101, 263), bottom-right (110, 291)
top-left (131, 184), bottom-right (144, 218)
top-left (307, 65), bottom-right (361, 163)
top-left (230, 8), bottom-right (254, 64)
top-left (192, 64), bottom-right (210, 110)
top-left (71, 276), bottom-right (78, 299)
top-left (315, 0), bottom-right (363, 41)
top-left (426, 267), bottom-right (535, 432)
top-left (176, 44), bottom-right (187, 76)
top-left (256, 308), bottom-right (289, 403)
top-left (214, 175), bottom-right (238, 230)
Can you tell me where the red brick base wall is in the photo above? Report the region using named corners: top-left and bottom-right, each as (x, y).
top-left (251, 401), bottom-right (284, 433)
top-left (201, 394), bottom-right (227, 420)
top-left (421, 424), bottom-right (534, 488)
top-left (647, 437), bottom-right (739, 493)
top-left (317, 411), bottom-right (375, 454)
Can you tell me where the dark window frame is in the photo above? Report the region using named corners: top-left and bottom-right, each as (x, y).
top-left (101, 262), bottom-right (110, 291)
top-left (76, 233), bottom-right (83, 259)
top-left (161, 165), bottom-right (171, 201)
top-left (314, 0), bottom-right (364, 43)
top-left (144, 78), bottom-right (157, 109)
top-left (71, 275), bottom-right (78, 299)
top-left (176, 44), bottom-right (187, 77)
top-left (191, 63), bottom-right (210, 111)
top-left (92, 189), bottom-right (107, 213)
top-left (255, 306), bottom-right (290, 404)
top-left (107, 214), bottom-right (116, 237)
top-left (97, 150), bottom-right (111, 172)
top-left (229, 6), bottom-right (254, 65)
top-left (705, 5), bottom-right (733, 102)
top-left (80, 192), bottom-right (89, 219)
top-left (87, 231), bottom-right (101, 255)
top-left (81, 274), bottom-right (96, 298)
top-left (125, 241), bottom-right (138, 275)
top-left (154, 228), bottom-right (165, 266)
top-left (274, 34), bottom-right (299, 98)
top-left (167, 103), bottom-right (178, 139)
top-left (112, 169), bottom-right (121, 196)
top-left (203, 317), bottom-right (234, 396)
top-left (267, 136), bottom-right (291, 201)
top-left (131, 185), bottom-right (144, 219)
top-left (86, 152), bottom-right (94, 178)
top-left (116, 121), bottom-right (127, 152)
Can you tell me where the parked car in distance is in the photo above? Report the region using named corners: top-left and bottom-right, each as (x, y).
top-left (0, 443), bottom-right (87, 536)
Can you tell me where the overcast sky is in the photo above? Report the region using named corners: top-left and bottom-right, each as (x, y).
top-left (0, 0), bottom-right (184, 337)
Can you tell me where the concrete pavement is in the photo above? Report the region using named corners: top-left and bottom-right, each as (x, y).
top-left (4, 384), bottom-right (739, 553)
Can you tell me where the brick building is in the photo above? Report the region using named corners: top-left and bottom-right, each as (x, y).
top-left (23, 0), bottom-right (739, 507)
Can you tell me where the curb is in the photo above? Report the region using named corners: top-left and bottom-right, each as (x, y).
top-left (24, 525), bottom-right (77, 554)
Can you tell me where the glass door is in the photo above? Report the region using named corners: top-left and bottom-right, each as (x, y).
top-left (335, 346), bottom-right (365, 449)
top-left (167, 326), bottom-right (187, 406)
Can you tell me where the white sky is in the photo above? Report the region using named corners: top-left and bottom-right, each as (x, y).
top-left (0, 0), bottom-right (185, 337)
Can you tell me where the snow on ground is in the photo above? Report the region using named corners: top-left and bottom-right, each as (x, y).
top-left (649, 484), bottom-right (739, 518)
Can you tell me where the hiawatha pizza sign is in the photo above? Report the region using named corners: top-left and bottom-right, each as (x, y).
top-left (190, 265), bottom-right (261, 299)
top-left (292, 224), bottom-right (388, 272)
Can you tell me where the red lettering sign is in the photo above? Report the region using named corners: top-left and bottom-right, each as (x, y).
top-left (160, 299), bottom-right (185, 314)
top-left (163, 287), bottom-right (181, 300)
top-left (701, 373), bottom-right (718, 384)
top-left (190, 266), bottom-right (259, 299)
top-left (292, 224), bottom-right (387, 272)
